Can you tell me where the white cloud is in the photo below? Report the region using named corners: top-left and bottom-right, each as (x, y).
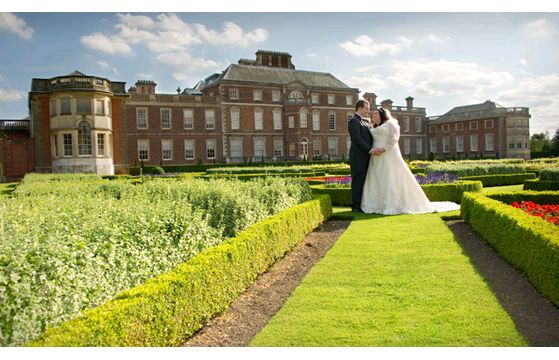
top-left (81, 33), bottom-right (132, 54)
top-left (343, 75), bottom-right (388, 93)
top-left (0, 13), bottom-right (34, 40)
top-left (113, 67), bottom-right (120, 76)
top-left (136, 72), bottom-right (155, 80)
top-left (306, 52), bottom-right (317, 58)
top-left (0, 88), bottom-right (25, 102)
top-left (339, 35), bottom-right (409, 57)
top-left (520, 58), bottom-right (528, 66)
top-left (425, 34), bottom-right (449, 44)
top-left (194, 22), bottom-right (268, 47)
top-left (96, 60), bottom-right (110, 70)
top-left (116, 13), bottom-right (155, 29)
top-left (525, 19), bottom-right (558, 38)
top-left (156, 52), bottom-right (220, 70)
top-left (388, 59), bottom-right (514, 97)
top-left (497, 73), bottom-right (559, 134)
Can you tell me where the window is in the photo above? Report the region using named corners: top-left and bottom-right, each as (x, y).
top-left (60, 98), bottom-right (71, 115)
top-left (346, 95), bottom-right (353, 106)
top-left (456, 135), bottom-right (464, 152)
top-left (273, 109), bottom-right (282, 130)
top-left (161, 108), bottom-right (171, 129)
top-left (442, 124), bottom-right (450, 133)
top-left (273, 139), bottom-right (283, 157)
top-left (183, 109), bottom-right (193, 130)
top-left (328, 94), bottom-right (335, 105)
top-left (328, 137), bottom-right (338, 155)
top-left (470, 134), bottom-right (478, 151)
top-left (53, 134), bottom-right (59, 157)
top-left (63, 133), bottom-right (73, 156)
top-left (206, 139), bottom-right (216, 159)
top-left (415, 117), bottom-right (422, 132)
top-left (346, 136), bottom-right (351, 156)
top-left (184, 139), bottom-right (195, 160)
top-left (416, 138), bottom-right (423, 155)
top-left (300, 139), bottom-right (309, 159)
top-left (485, 120), bottom-right (494, 129)
top-left (455, 123), bottom-right (463, 131)
top-left (138, 139), bottom-right (149, 160)
top-left (97, 133), bottom-right (105, 156)
top-left (254, 138), bottom-right (266, 157)
top-left (300, 108), bottom-right (308, 128)
top-left (402, 116), bottom-right (410, 132)
top-left (313, 111), bottom-right (320, 131)
top-left (230, 108), bottom-right (240, 130)
top-left (230, 138), bottom-right (243, 158)
top-left (404, 138), bottom-right (410, 155)
top-left (288, 116), bottom-right (295, 129)
top-left (289, 144), bottom-right (296, 157)
top-left (95, 99), bottom-right (105, 115)
top-left (509, 143), bottom-right (515, 149)
top-left (470, 121), bottom-right (478, 130)
top-left (50, 100), bottom-right (57, 116)
top-left (162, 140), bottom-right (172, 160)
top-left (77, 121), bottom-right (92, 156)
top-left (253, 89), bottom-right (262, 101)
top-left (485, 133), bottom-right (494, 151)
top-left (205, 109), bottom-right (215, 130)
top-left (272, 90), bottom-right (281, 102)
top-left (430, 138), bottom-right (437, 154)
top-left (328, 113), bottom-right (336, 131)
top-left (311, 93), bottom-right (319, 104)
top-left (137, 108), bottom-right (148, 129)
top-left (517, 142), bottom-right (522, 149)
top-left (443, 136), bottom-right (450, 153)
top-left (254, 109), bottom-right (263, 130)
top-left (313, 138), bottom-right (321, 156)
top-left (229, 88), bottom-right (239, 99)
top-left (77, 98), bottom-right (91, 114)
top-left (108, 101), bottom-right (112, 116)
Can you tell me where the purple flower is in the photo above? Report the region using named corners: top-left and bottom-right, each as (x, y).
top-left (415, 172), bottom-right (458, 184)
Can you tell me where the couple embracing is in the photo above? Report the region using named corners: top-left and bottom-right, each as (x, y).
top-left (347, 99), bottom-right (459, 215)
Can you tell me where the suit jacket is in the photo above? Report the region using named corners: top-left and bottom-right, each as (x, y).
top-left (348, 113), bottom-right (374, 163)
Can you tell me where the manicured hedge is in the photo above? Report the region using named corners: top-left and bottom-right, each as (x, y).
top-left (325, 169), bottom-right (351, 175)
top-left (197, 172), bottom-right (326, 181)
top-left (486, 190), bottom-right (559, 205)
top-left (461, 173), bottom-right (536, 187)
top-left (310, 180), bottom-right (482, 206)
top-left (461, 192), bottom-right (559, 307)
top-left (159, 160), bottom-right (349, 173)
top-left (539, 168), bottom-right (559, 181)
top-left (523, 180), bottom-right (559, 191)
top-left (28, 195), bottom-right (332, 346)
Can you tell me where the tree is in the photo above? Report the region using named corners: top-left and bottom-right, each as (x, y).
top-left (530, 131), bottom-right (553, 158)
top-left (552, 128), bottom-right (559, 156)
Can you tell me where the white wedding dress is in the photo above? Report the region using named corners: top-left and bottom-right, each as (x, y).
top-left (361, 118), bottom-right (460, 215)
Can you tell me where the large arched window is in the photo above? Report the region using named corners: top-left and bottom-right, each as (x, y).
top-left (77, 121), bottom-right (92, 155)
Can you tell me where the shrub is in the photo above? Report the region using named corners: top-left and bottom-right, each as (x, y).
top-left (28, 195), bottom-right (332, 346)
top-left (425, 163), bottom-right (526, 177)
top-left (461, 173), bottom-right (536, 187)
top-left (539, 168), bottom-right (559, 181)
top-left (129, 166), bottom-right (141, 176)
top-left (523, 180), bottom-right (559, 191)
top-left (149, 166), bottom-right (165, 175)
top-left (461, 192), bottom-right (559, 307)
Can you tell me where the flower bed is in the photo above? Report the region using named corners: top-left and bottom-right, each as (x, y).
top-left (1, 174), bottom-right (311, 346)
top-left (510, 201), bottom-right (559, 225)
top-left (29, 195), bottom-right (332, 346)
top-left (461, 191), bottom-right (559, 307)
top-left (415, 172), bottom-right (458, 184)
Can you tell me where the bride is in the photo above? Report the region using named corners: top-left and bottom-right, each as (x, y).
top-left (361, 107), bottom-right (460, 215)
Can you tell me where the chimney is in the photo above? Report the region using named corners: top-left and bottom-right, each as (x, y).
top-left (254, 50), bottom-right (295, 69)
top-left (406, 96), bottom-right (414, 109)
top-left (363, 92), bottom-right (377, 106)
top-left (135, 80), bottom-right (157, 94)
top-left (380, 99), bottom-right (393, 109)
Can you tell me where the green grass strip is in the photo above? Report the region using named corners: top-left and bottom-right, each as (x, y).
top-left (482, 184), bottom-right (523, 195)
top-left (0, 182), bottom-right (17, 197)
top-left (251, 211), bottom-right (526, 346)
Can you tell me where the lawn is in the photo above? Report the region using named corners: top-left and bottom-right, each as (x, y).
top-left (482, 184), bottom-right (523, 194)
top-left (251, 210), bottom-right (526, 346)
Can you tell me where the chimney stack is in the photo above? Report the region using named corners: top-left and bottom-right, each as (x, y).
top-left (363, 92), bottom-right (377, 106)
top-left (406, 96), bottom-right (414, 109)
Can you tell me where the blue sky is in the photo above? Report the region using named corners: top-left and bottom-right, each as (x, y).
top-left (0, 12), bottom-right (558, 135)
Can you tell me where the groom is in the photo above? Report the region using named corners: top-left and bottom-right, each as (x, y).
top-left (348, 100), bottom-right (376, 213)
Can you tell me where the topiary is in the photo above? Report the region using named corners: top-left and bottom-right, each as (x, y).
top-left (150, 166), bottom-right (165, 175)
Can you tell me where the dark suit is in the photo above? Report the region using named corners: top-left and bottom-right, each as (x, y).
top-left (347, 114), bottom-right (374, 211)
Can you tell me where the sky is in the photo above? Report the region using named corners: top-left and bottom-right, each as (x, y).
top-left (0, 11), bottom-right (558, 135)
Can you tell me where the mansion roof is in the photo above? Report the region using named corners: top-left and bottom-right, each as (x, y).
top-left (210, 64), bottom-right (355, 90)
top-left (443, 100), bottom-right (505, 116)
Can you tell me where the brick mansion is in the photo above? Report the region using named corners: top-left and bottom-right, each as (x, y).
top-left (0, 50), bottom-right (531, 181)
